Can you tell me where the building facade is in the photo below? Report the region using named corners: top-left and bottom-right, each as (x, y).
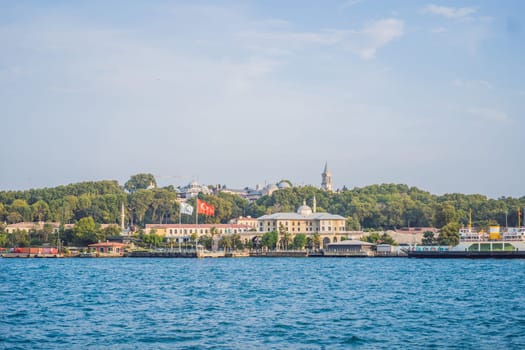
top-left (257, 200), bottom-right (347, 248)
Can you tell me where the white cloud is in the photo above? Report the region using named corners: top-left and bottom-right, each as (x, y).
top-left (468, 108), bottom-right (510, 122)
top-left (356, 19), bottom-right (404, 59)
top-left (423, 4), bottom-right (477, 19)
top-left (453, 79), bottom-right (492, 89)
top-left (238, 19), bottom-right (404, 60)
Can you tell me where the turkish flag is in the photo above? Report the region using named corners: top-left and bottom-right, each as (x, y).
top-left (197, 199), bottom-right (215, 216)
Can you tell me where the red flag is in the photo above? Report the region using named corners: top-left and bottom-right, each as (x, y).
top-left (197, 199), bottom-right (215, 216)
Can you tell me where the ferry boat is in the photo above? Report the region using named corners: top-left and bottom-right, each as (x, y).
top-left (408, 210), bottom-right (525, 258)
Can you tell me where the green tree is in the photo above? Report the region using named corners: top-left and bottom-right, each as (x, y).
top-left (220, 234), bottom-right (233, 251)
top-left (32, 200), bottom-right (50, 222)
top-left (10, 229), bottom-right (29, 247)
top-left (231, 233), bottom-right (243, 250)
top-left (261, 231), bottom-right (278, 250)
top-left (280, 231), bottom-right (292, 250)
top-left (311, 232), bottom-right (321, 250)
top-left (293, 233), bottom-right (307, 250)
top-left (11, 199), bottom-right (32, 222)
top-left (125, 173), bottom-right (157, 193)
top-left (142, 233), bottom-right (163, 248)
top-left (422, 231), bottom-right (436, 245)
top-left (7, 211), bottom-right (23, 224)
top-left (129, 189), bottom-right (154, 226)
top-left (363, 232), bottom-right (397, 245)
top-left (438, 222), bottom-right (460, 246)
top-left (434, 202), bottom-right (458, 228)
top-left (101, 225), bottom-right (121, 238)
top-left (73, 217), bottom-right (102, 245)
top-left (198, 234), bottom-right (213, 250)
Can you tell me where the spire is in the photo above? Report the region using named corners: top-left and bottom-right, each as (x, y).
top-left (321, 162), bottom-right (333, 192)
top-left (323, 161), bottom-right (331, 175)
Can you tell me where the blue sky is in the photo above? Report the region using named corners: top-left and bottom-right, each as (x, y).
top-left (1, 0), bottom-right (524, 197)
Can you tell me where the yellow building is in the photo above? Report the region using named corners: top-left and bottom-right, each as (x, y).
top-left (257, 200), bottom-right (347, 248)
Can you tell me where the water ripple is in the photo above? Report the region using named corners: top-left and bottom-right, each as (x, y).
top-left (1, 258), bottom-right (525, 349)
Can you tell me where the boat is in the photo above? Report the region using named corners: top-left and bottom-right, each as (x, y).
top-left (407, 209), bottom-right (525, 258)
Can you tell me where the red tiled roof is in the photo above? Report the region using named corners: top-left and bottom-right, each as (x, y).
top-left (145, 224), bottom-right (250, 229)
top-left (88, 242), bottom-right (126, 247)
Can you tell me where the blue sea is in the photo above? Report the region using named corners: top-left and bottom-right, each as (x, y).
top-left (1, 258), bottom-right (525, 349)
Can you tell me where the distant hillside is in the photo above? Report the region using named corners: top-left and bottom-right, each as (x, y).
top-left (0, 177), bottom-right (524, 231)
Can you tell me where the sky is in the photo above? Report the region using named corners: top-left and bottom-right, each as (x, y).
top-left (1, 0), bottom-right (524, 198)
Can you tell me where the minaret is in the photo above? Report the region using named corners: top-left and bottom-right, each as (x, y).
top-left (313, 195), bottom-right (317, 213)
top-left (321, 162), bottom-right (333, 192)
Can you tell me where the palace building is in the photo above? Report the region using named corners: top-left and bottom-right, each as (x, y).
top-left (257, 198), bottom-right (348, 248)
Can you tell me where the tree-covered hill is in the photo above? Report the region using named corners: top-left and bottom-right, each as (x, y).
top-left (0, 175), bottom-right (524, 232)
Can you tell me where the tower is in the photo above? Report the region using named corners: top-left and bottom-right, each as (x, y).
top-left (321, 162), bottom-right (333, 192)
top-left (120, 202), bottom-right (125, 231)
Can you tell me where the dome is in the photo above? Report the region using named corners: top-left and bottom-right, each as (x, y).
top-left (277, 181), bottom-right (291, 189)
top-left (297, 200), bottom-right (312, 216)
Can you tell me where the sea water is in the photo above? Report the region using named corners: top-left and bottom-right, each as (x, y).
top-left (1, 258), bottom-right (524, 349)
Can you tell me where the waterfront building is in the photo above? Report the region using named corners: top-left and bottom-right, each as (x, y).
top-left (257, 200), bottom-right (347, 248)
top-left (88, 242), bottom-right (126, 256)
top-left (144, 223), bottom-right (257, 249)
top-left (228, 216), bottom-right (258, 230)
top-left (321, 162), bottom-right (333, 192)
top-left (5, 221), bottom-right (74, 234)
top-left (325, 240), bottom-right (374, 254)
top-left (145, 223), bottom-right (253, 238)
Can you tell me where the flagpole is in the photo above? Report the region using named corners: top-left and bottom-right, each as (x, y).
top-left (195, 196), bottom-right (199, 254)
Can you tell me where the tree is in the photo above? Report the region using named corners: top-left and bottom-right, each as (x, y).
top-left (261, 231), bottom-right (278, 250)
top-left (278, 224), bottom-right (291, 250)
top-left (101, 225), bottom-right (121, 238)
top-left (129, 189), bottom-right (154, 226)
top-left (280, 231), bottom-right (292, 250)
top-left (31, 200), bottom-right (50, 222)
top-left (220, 235), bottom-right (233, 251)
top-left (438, 222), bottom-right (460, 246)
top-left (10, 229), bottom-right (29, 247)
top-left (434, 202), bottom-right (458, 228)
top-left (293, 233), bottom-right (307, 250)
top-left (198, 235), bottom-right (213, 250)
top-left (311, 232), bottom-right (321, 250)
top-left (363, 232), bottom-right (397, 245)
top-left (142, 233), bottom-right (163, 248)
top-left (41, 223), bottom-right (55, 243)
top-left (124, 173), bottom-right (157, 193)
top-left (231, 233), bottom-right (243, 250)
top-left (73, 217), bottom-right (102, 245)
top-left (422, 231), bottom-right (436, 245)
top-left (11, 199), bottom-right (32, 222)
top-left (7, 211), bottom-right (23, 224)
